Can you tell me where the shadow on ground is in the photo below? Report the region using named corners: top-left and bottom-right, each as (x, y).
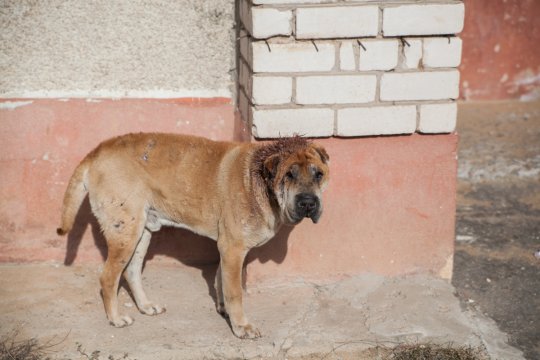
top-left (61, 195), bottom-right (295, 312)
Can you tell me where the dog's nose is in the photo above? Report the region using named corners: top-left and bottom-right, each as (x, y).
top-left (295, 193), bottom-right (319, 216)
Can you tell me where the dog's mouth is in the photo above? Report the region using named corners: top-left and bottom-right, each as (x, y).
top-left (286, 209), bottom-right (303, 225)
top-left (309, 210), bottom-right (322, 224)
top-left (287, 210), bottom-right (322, 224)
top-left (288, 193), bottom-right (322, 224)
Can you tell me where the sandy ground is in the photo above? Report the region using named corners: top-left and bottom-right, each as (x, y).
top-left (1, 101), bottom-right (538, 359)
top-left (453, 101), bottom-right (540, 360)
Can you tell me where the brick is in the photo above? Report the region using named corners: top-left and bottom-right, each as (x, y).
top-left (296, 75), bottom-right (376, 105)
top-left (296, 6), bottom-right (379, 39)
top-left (380, 70), bottom-right (460, 101)
top-left (240, 0), bottom-right (292, 39)
top-left (253, 8), bottom-right (292, 38)
top-left (252, 76), bottom-right (292, 105)
top-left (401, 38), bottom-right (422, 69)
top-left (337, 106), bottom-right (417, 136)
top-left (383, 3), bottom-right (465, 36)
top-left (418, 103), bottom-right (457, 133)
top-left (359, 39), bottom-right (399, 71)
top-left (251, 40), bottom-right (335, 72)
top-left (240, 0), bottom-right (292, 40)
top-left (252, 108), bottom-right (334, 138)
top-left (423, 37), bottom-right (462, 68)
top-left (340, 41), bottom-right (356, 71)
top-left (238, 62), bottom-right (293, 105)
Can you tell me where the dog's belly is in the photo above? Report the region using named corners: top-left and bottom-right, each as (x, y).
top-left (145, 208), bottom-right (217, 240)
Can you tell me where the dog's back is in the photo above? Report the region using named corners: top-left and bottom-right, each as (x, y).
top-left (57, 133), bottom-right (239, 238)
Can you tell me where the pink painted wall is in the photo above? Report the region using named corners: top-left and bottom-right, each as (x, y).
top-left (0, 99), bottom-right (240, 264)
top-left (461, 0), bottom-right (540, 100)
top-left (247, 135), bottom-right (457, 281)
top-left (0, 99), bottom-right (456, 280)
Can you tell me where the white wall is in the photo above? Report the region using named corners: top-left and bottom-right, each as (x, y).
top-left (0, 0), bottom-right (235, 98)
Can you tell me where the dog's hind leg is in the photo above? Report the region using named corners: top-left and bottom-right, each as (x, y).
top-left (97, 207), bottom-right (146, 328)
top-left (123, 228), bottom-right (166, 316)
top-left (100, 232), bottom-right (140, 327)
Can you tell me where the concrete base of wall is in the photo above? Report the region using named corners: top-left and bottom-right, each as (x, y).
top-left (0, 99), bottom-right (456, 281)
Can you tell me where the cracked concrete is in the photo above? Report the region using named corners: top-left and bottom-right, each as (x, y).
top-left (0, 263), bottom-right (523, 359)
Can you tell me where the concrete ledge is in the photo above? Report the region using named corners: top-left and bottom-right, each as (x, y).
top-left (0, 264), bottom-right (524, 359)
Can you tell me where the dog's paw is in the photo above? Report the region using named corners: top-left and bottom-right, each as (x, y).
top-left (139, 303), bottom-right (166, 316)
top-left (232, 323), bottom-right (261, 339)
top-left (109, 315), bottom-right (134, 328)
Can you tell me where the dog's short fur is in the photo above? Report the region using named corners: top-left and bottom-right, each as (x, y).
top-left (57, 133), bottom-right (329, 338)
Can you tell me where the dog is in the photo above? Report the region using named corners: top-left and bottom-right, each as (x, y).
top-left (57, 133), bottom-right (329, 338)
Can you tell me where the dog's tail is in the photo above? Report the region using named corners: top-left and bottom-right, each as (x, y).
top-left (57, 159), bottom-right (90, 236)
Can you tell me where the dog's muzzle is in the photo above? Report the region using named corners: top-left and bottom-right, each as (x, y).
top-left (294, 193), bottom-right (321, 223)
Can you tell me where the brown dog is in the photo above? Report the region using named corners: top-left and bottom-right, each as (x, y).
top-left (57, 133), bottom-right (329, 338)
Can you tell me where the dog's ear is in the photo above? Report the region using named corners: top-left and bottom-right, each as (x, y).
top-left (263, 154), bottom-right (280, 182)
top-left (313, 144), bottom-right (329, 164)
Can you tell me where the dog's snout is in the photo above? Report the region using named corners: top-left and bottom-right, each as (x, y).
top-left (297, 194), bottom-right (317, 212)
top-left (295, 193), bottom-right (319, 218)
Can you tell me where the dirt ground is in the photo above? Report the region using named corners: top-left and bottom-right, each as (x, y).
top-left (1, 101), bottom-right (538, 360)
top-left (453, 101), bottom-right (540, 360)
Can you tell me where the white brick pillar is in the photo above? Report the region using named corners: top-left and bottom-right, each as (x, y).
top-left (238, 0), bottom-right (465, 138)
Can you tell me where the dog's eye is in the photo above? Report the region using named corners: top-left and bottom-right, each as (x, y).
top-left (286, 171), bottom-right (295, 180)
top-left (315, 171), bottom-right (324, 181)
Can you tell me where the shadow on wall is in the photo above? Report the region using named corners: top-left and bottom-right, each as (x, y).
top-left (64, 197), bottom-right (108, 265)
top-left (63, 196), bottom-right (294, 305)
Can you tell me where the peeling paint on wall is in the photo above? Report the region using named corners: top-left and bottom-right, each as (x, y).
top-left (460, 0), bottom-right (540, 100)
top-left (438, 254), bottom-right (454, 280)
top-left (0, 101), bottom-right (33, 110)
top-left (512, 68), bottom-right (540, 101)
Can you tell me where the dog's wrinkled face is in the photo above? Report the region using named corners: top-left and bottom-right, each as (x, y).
top-left (264, 144), bottom-right (330, 225)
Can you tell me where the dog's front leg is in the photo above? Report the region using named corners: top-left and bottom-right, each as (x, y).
top-left (214, 263), bottom-right (226, 316)
top-left (218, 245), bottom-right (261, 339)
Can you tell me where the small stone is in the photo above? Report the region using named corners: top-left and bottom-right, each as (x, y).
top-left (438, 305), bottom-right (450, 313)
top-left (456, 234), bottom-right (475, 243)
top-left (124, 302), bottom-right (133, 308)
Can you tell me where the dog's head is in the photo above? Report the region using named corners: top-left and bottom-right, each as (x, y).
top-left (257, 137), bottom-right (330, 225)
